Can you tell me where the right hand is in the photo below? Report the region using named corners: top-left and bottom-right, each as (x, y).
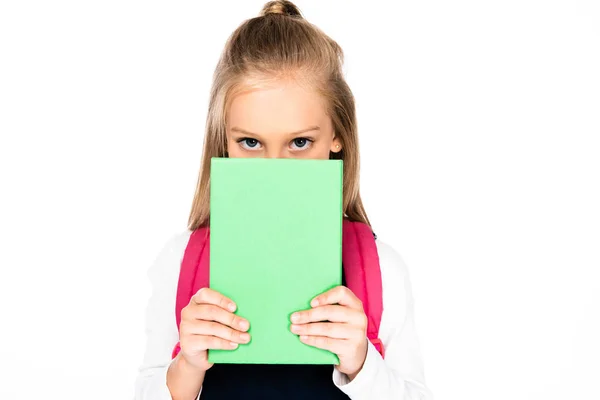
top-left (178, 287), bottom-right (251, 371)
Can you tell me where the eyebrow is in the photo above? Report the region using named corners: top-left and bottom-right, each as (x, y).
top-left (230, 126), bottom-right (321, 136)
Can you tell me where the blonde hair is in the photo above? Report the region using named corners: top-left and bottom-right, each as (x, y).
top-left (187, 0), bottom-right (370, 230)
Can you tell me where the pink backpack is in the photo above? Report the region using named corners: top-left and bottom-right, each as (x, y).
top-left (171, 219), bottom-right (385, 360)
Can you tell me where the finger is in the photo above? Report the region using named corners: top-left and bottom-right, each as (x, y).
top-left (291, 305), bottom-right (363, 325)
top-left (182, 320), bottom-right (251, 344)
top-left (311, 286), bottom-right (363, 311)
top-left (183, 334), bottom-right (240, 351)
top-left (299, 335), bottom-right (346, 354)
top-left (186, 304), bottom-right (250, 332)
top-left (291, 322), bottom-right (361, 340)
top-left (191, 287), bottom-right (237, 312)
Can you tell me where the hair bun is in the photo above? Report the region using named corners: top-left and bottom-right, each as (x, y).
top-left (259, 0), bottom-right (303, 18)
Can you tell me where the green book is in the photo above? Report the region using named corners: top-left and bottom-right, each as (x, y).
top-left (208, 157), bottom-right (343, 364)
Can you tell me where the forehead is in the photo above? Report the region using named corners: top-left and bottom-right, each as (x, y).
top-left (227, 79), bottom-right (329, 133)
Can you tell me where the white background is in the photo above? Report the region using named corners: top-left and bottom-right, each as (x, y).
top-left (1, 1), bottom-right (599, 399)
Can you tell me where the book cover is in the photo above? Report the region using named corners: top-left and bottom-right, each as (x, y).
top-left (208, 157), bottom-right (343, 364)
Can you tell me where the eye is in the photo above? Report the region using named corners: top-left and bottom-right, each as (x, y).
top-left (290, 137), bottom-right (314, 150)
top-left (238, 138), bottom-right (262, 150)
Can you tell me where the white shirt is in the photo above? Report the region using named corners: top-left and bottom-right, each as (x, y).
top-left (134, 230), bottom-right (434, 400)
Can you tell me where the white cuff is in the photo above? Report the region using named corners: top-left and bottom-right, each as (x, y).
top-left (140, 362), bottom-right (174, 400)
top-left (332, 340), bottom-right (382, 397)
top-left (139, 358), bottom-right (202, 400)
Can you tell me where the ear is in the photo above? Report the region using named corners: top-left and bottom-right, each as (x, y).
top-left (330, 136), bottom-right (342, 153)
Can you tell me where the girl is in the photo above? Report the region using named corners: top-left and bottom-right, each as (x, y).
top-left (134, 1), bottom-right (432, 399)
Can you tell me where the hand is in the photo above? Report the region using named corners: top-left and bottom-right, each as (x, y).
top-left (178, 288), bottom-right (251, 371)
top-left (290, 286), bottom-right (368, 380)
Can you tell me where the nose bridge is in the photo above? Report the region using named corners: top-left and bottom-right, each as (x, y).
top-left (265, 147), bottom-right (288, 159)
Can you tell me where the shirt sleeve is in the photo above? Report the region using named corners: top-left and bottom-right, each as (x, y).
top-left (332, 241), bottom-right (434, 400)
top-left (133, 231), bottom-right (201, 400)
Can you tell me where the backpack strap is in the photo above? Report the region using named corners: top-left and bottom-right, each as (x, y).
top-left (172, 227), bottom-right (210, 359)
top-left (342, 220), bottom-right (385, 358)
top-left (171, 221), bottom-right (385, 360)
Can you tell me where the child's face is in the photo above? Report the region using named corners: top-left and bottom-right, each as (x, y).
top-left (226, 80), bottom-right (342, 159)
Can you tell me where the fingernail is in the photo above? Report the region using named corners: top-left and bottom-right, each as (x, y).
top-left (228, 303), bottom-right (236, 312)
top-left (311, 299), bottom-right (320, 307)
top-left (239, 320), bottom-right (249, 330)
top-left (291, 324), bottom-right (300, 333)
top-left (300, 335), bottom-right (309, 341)
top-left (230, 342), bottom-right (238, 348)
top-left (291, 313), bottom-right (300, 323)
top-left (240, 333), bottom-right (250, 342)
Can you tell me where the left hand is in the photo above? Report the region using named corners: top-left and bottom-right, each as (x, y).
top-left (290, 286), bottom-right (368, 380)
